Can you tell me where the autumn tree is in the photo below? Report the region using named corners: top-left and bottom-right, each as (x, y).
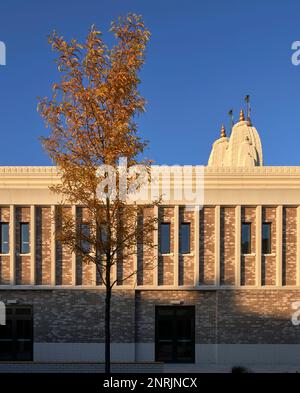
top-left (38, 14), bottom-right (157, 373)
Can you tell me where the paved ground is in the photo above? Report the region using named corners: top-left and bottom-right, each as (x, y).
top-left (164, 363), bottom-right (300, 373)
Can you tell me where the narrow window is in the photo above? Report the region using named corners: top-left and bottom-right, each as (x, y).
top-left (180, 223), bottom-right (190, 254)
top-left (80, 223), bottom-right (90, 253)
top-left (160, 223), bottom-right (171, 254)
top-left (0, 223), bottom-right (9, 254)
top-left (20, 223), bottom-right (29, 254)
top-left (241, 223), bottom-right (251, 254)
top-left (262, 223), bottom-right (271, 254)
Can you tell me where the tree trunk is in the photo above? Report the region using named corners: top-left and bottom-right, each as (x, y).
top-left (105, 269), bottom-right (111, 373)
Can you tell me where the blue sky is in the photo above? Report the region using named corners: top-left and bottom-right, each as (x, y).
top-left (0, 0), bottom-right (300, 166)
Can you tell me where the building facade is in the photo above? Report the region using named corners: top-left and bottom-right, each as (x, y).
top-left (1, 111), bottom-right (300, 366)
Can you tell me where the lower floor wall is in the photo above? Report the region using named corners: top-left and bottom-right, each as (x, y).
top-left (1, 288), bottom-right (300, 366)
top-left (33, 343), bottom-right (300, 365)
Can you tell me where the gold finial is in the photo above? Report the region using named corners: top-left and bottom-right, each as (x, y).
top-left (239, 109), bottom-right (245, 122)
top-left (220, 124), bottom-right (226, 138)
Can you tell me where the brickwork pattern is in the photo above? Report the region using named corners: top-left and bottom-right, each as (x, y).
top-left (56, 207), bottom-right (72, 285)
top-left (136, 289), bottom-right (300, 344)
top-left (137, 207), bottom-right (155, 286)
top-left (36, 207), bottom-right (52, 285)
top-left (0, 204), bottom-right (299, 291)
top-left (220, 207), bottom-right (235, 285)
top-left (0, 289), bottom-right (135, 342)
top-left (283, 207), bottom-right (297, 286)
top-left (76, 207), bottom-right (94, 286)
top-left (200, 207), bottom-right (215, 285)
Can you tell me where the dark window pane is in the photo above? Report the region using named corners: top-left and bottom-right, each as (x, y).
top-left (5, 308), bottom-right (12, 315)
top-left (16, 320), bottom-right (32, 339)
top-left (177, 318), bottom-right (192, 340)
top-left (180, 223), bottom-right (190, 254)
top-left (157, 319), bottom-right (173, 340)
top-left (80, 223), bottom-right (90, 253)
top-left (241, 223), bottom-right (251, 254)
top-left (15, 307), bottom-right (32, 316)
top-left (0, 223), bottom-right (9, 254)
top-left (160, 223), bottom-right (170, 254)
top-left (262, 223), bottom-right (271, 254)
top-left (0, 319), bottom-right (13, 339)
top-left (20, 223), bottom-right (30, 254)
top-left (0, 341), bottom-right (14, 360)
top-left (157, 309), bottom-right (173, 317)
top-left (100, 225), bottom-right (107, 245)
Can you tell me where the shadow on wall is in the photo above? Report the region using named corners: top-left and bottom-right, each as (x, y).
top-left (135, 289), bottom-right (300, 365)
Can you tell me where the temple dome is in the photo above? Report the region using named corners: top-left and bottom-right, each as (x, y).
top-left (207, 109), bottom-right (263, 167)
top-left (208, 125), bottom-right (229, 167)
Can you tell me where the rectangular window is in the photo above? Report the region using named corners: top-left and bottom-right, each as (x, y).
top-left (20, 223), bottom-right (29, 254)
top-left (180, 223), bottom-right (190, 254)
top-left (0, 223), bottom-right (9, 254)
top-left (241, 223), bottom-right (251, 254)
top-left (80, 223), bottom-right (90, 253)
top-left (262, 223), bottom-right (271, 254)
top-left (160, 223), bottom-right (171, 254)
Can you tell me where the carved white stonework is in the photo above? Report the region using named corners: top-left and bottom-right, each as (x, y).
top-left (208, 120), bottom-right (263, 167)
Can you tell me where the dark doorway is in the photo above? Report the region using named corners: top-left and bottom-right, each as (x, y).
top-left (155, 306), bottom-right (195, 363)
top-left (0, 305), bottom-right (33, 361)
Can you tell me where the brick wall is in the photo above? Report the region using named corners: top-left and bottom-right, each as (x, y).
top-left (283, 207), bottom-right (297, 286)
top-left (220, 207), bottom-right (235, 285)
top-left (0, 289), bottom-right (135, 343)
top-left (55, 207), bottom-right (72, 286)
top-left (137, 207), bottom-right (155, 286)
top-left (0, 204), bottom-right (299, 290)
top-left (136, 289), bottom-right (300, 344)
top-left (36, 207), bottom-right (52, 285)
top-left (200, 207), bottom-right (215, 285)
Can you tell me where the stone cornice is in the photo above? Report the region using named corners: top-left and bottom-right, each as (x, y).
top-left (1, 166), bottom-right (300, 191)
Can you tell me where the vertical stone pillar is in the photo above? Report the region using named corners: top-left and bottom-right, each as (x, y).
top-left (215, 205), bottom-right (220, 286)
top-left (174, 205), bottom-right (179, 287)
top-left (276, 205), bottom-right (283, 287)
top-left (235, 205), bottom-right (241, 286)
top-left (153, 205), bottom-right (159, 287)
top-left (194, 207), bottom-right (200, 287)
top-left (30, 205), bottom-right (36, 285)
top-left (256, 205), bottom-right (262, 286)
top-left (50, 205), bottom-right (56, 286)
top-left (71, 205), bottom-right (77, 286)
top-left (9, 205), bottom-right (15, 285)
